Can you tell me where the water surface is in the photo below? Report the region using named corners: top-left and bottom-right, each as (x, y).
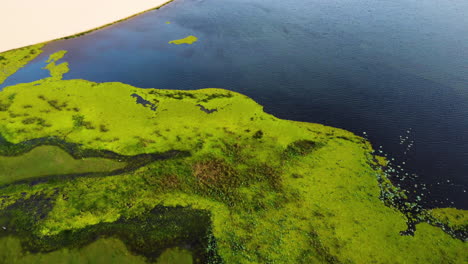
top-left (2, 0), bottom-right (467, 208)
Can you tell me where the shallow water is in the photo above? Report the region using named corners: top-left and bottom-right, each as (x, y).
top-left (1, 0), bottom-right (467, 208)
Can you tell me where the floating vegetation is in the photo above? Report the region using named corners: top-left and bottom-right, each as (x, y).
top-left (169, 35), bottom-right (198, 45)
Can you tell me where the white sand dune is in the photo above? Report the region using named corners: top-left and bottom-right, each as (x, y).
top-left (0, 0), bottom-right (173, 53)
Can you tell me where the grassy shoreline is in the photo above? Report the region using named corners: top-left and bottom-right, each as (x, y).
top-left (60, 0), bottom-right (176, 41)
top-left (0, 47), bottom-right (466, 263)
top-left (0, 44), bottom-right (45, 85)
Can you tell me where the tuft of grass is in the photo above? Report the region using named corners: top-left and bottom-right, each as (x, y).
top-left (72, 114), bottom-right (85, 128)
top-left (252, 130), bottom-right (263, 139)
top-left (283, 139), bottom-right (321, 158)
top-left (99, 124), bottom-right (109, 133)
top-left (193, 158), bottom-right (239, 191)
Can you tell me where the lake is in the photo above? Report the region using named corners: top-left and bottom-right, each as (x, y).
top-left (2, 0), bottom-right (467, 208)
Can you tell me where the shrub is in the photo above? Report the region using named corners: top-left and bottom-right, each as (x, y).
top-left (252, 130), bottom-right (263, 139)
top-left (284, 140), bottom-right (320, 157)
top-left (72, 114), bottom-right (85, 128)
top-left (99, 124), bottom-right (109, 132)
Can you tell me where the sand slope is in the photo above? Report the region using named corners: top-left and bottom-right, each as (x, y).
top-left (0, 0), bottom-right (172, 53)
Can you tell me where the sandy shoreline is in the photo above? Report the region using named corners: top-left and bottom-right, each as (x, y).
top-left (0, 0), bottom-right (173, 53)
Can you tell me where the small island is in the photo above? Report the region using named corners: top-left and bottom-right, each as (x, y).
top-left (169, 35), bottom-right (199, 45)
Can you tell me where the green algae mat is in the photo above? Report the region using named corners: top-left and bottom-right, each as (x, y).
top-left (0, 47), bottom-right (466, 264)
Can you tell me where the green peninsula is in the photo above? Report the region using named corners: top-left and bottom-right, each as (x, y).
top-left (0, 48), bottom-right (466, 264)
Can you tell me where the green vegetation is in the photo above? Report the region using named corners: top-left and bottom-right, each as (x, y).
top-left (0, 237), bottom-right (193, 264)
top-left (0, 237), bottom-right (148, 264)
top-left (45, 50), bottom-right (67, 64)
top-left (0, 145), bottom-right (126, 185)
top-left (430, 208), bottom-right (468, 232)
top-left (169, 36), bottom-right (198, 45)
top-left (0, 48), bottom-right (466, 263)
top-left (0, 44), bottom-right (45, 85)
top-left (43, 50), bottom-right (69, 80)
top-left (157, 247), bottom-right (193, 264)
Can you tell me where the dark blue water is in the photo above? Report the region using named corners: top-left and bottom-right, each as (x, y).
top-left (2, 0), bottom-right (467, 208)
